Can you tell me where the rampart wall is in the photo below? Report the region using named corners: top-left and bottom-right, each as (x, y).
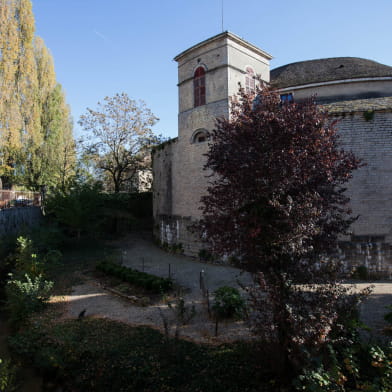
top-left (154, 110), bottom-right (392, 275)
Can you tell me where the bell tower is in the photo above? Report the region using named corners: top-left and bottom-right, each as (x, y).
top-left (174, 31), bottom-right (272, 142)
top-left (153, 32), bottom-right (272, 256)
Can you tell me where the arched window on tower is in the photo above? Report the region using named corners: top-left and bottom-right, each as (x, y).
top-left (245, 66), bottom-right (255, 94)
top-left (191, 129), bottom-right (210, 144)
top-left (194, 66), bottom-right (206, 107)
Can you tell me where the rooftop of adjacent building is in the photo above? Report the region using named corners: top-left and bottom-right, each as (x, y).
top-left (271, 57), bottom-right (392, 89)
top-left (325, 96), bottom-right (392, 114)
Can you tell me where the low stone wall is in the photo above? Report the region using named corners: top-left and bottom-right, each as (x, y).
top-left (154, 214), bottom-right (392, 278)
top-left (338, 240), bottom-right (392, 279)
top-left (0, 206), bottom-right (42, 237)
top-left (153, 214), bottom-right (203, 257)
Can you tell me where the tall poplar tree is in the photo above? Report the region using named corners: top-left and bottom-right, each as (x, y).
top-left (25, 38), bottom-right (76, 190)
top-left (0, 0), bottom-right (75, 190)
top-left (0, 0), bottom-right (39, 187)
top-left (0, 0), bottom-right (22, 184)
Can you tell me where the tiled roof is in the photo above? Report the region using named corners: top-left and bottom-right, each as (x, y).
top-left (271, 57), bottom-right (392, 89)
top-left (323, 96), bottom-right (392, 114)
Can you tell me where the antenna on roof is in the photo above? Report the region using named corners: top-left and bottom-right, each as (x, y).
top-left (221, 0), bottom-right (224, 32)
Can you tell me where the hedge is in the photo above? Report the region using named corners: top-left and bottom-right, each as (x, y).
top-left (96, 260), bottom-right (173, 293)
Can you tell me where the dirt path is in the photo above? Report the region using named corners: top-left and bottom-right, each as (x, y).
top-left (64, 232), bottom-right (392, 342)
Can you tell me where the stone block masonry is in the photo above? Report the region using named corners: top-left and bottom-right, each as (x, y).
top-left (152, 32), bottom-right (392, 277)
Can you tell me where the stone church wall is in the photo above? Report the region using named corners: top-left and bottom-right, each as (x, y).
top-left (334, 110), bottom-right (392, 276)
top-left (337, 111), bottom-right (392, 239)
top-left (153, 136), bottom-right (208, 256)
top-left (154, 109), bottom-right (392, 275)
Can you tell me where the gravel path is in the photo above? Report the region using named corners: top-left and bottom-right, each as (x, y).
top-left (119, 232), bottom-right (253, 299)
top-left (64, 232), bottom-right (392, 342)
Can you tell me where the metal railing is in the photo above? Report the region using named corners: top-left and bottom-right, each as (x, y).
top-left (0, 190), bottom-right (41, 209)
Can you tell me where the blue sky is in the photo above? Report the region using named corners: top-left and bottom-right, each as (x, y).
top-left (32, 0), bottom-right (392, 139)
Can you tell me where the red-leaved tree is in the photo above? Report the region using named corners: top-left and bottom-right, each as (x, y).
top-left (200, 86), bottom-right (364, 381)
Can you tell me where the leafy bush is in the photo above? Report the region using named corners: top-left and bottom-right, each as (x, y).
top-left (168, 296), bottom-right (196, 325)
top-left (45, 183), bottom-right (104, 239)
top-left (5, 273), bottom-right (54, 325)
top-left (96, 260), bottom-right (173, 293)
top-left (198, 248), bottom-right (215, 262)
top-left (294, 337), bottom-right (392, 391)
top-left (352, 265), bottom-right (369, 280)
top-left (212, 286), bottom-right (246, 319)
top-left (384, 305), bottom-right (392, 325)
top-left (0, 235), bottom-right (18, 297)
top-left (0, 358), bottom-right (18, 392)
top-left (29, 223), bottom-right (66, 253)
top-left (14, 236), bottom-right (43, 277)
top-left (12, 236), bottom-right (62, 278)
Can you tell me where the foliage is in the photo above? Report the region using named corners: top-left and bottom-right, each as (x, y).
top-left (0, 0), bottom-right (75, 190)
top-left (11, 235), bottom-right (62, 279)
top-left (0, 358), bottom-right (18, 392)
top-left (200, 86), bottom-right (363, 382)
top-left (13, 236), bottom-right (42, 277)
top-left (363, 110), bottom-right (375, 122)
top-left (352, 265), bottom-right (369, 280)
top-left (384, 305), bottom-right (392, 325)
top-left (46, 181), bottom-right (153, 237)
top-left (0, 234), bottom-right (18, 297)
top-left (45, 182), bottom-right (104, 239)
top-left (78, 93), bottom-right (160, 193)
top-left (29, 223), bottom-right (66, 254)
top-left (198, 248), bottom-right (216, 262)
top-left (167, 295), bottom-right (196, 325)
top-left (9, 318), bottom-right (272, 392)
top-left (160, 241), bottom-right (184, 254)
top-left (294, 338), bottom-right (392, 391)
top-left (0, 0), bottom-right (38, 187)
top-left (212, 286), bottom-right (246, 320)
top-left (96, 260), bottom-right (173, 293)
top-left (5, 273), bottom-right (53, 325)
top-left (25, 81), bottom-right (76, 191)
top-left (99, 192), bottom-right (153, 234)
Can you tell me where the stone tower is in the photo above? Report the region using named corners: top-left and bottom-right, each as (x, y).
top-left (153, 32), bottom-right (272, 255)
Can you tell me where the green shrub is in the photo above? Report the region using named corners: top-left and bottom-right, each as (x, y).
top-left (294, 338), bottom-right (392, 391)
top-left (30, 223), bottom-right (65, 253)
top-left (212, 286), bottom-right (246, 319)
top-left (6, 273), bottom-right (54, 325)
top-left (14, 237), bottom-right (42, 277)
top-left (384, 305), bottom-right (392, 324)
top-left (168, 296), bottom-right (196, 325)
top-left (96, 260), bottom-right (173, 293)
top-left (352, 265), bottom-right (368, 280)
top-left (0, 358), bottom-right (18, 392)
top-left (12, 236), bottom-right (62, 278)
top-left (198, 248), bottom-right (215, 262)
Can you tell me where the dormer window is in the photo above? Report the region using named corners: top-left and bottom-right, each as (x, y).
top-left (194, 67), bottom-right (206, 107)
top-left (245, 66), bottom-right (255, 94)
top-left (280, 93), bottom-right (294, 103)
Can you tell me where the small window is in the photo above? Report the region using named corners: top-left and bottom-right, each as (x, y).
top-left (191, 129), bottom-right (210, 144)
top-left (245, 66), bottom-right (255, 94)
top-left (194, 67), bottom-right (206, 107)
top-left (280, 93), bottom-right (294, 103)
